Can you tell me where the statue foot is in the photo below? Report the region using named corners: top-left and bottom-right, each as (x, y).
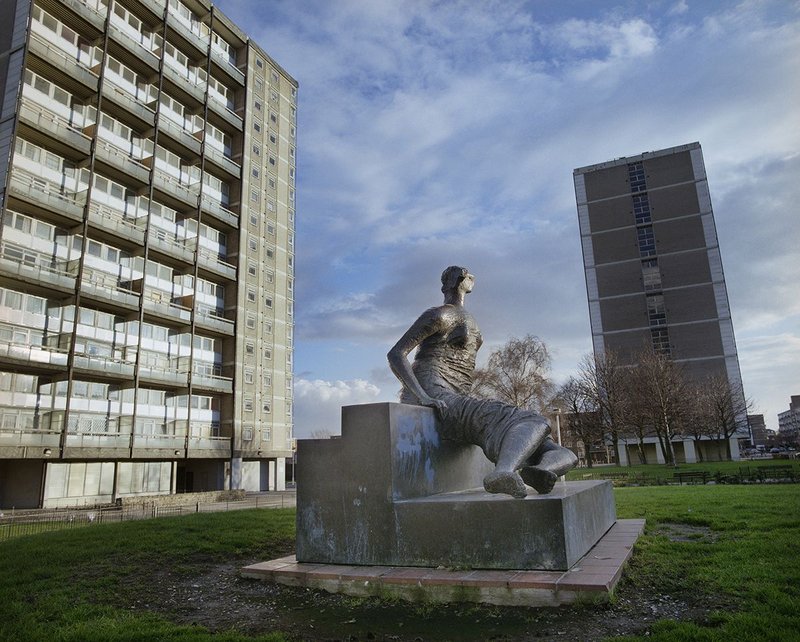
top-left (520, 467), bottom-right (558, 494)
top-left (483, 471), bottom-right (527, 499)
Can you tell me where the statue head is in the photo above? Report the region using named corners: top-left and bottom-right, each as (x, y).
top-left (441, 266), bottom-right (470, 293)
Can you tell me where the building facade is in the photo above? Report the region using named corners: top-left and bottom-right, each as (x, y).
top-left (0, 0), bottom-right (296, 508)
top-left (777, 396), bottom-right (800, 447)
top-left (574, 142), bottom-right (747, 464)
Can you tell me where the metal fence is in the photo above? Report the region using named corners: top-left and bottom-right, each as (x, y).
top-left (0, 491), bottom-right (296, 542)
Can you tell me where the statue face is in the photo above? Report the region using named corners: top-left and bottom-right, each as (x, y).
top-left (460, 272), bottom-right (475, 293)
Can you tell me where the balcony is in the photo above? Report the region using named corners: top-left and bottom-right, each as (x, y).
top-left (166, 16), bottom-right (210, 60)
top-left (191, 373), bottom-right (233, 395)
top-left (72, 352), bottom-right (136, 380)
top-left (132, 432), bottom-right (187, 456)
top-left (130, 0), bottom-right (166, 21)
top-left (28, 33), bottom-right (99, 93)
top-left (206, 96), bottom-right (243, 131)
top-left (147, 227), bottom-right (196, 265)
top-left (63, 431), bottom-right (131, 457)
top-left (87, 201), bottom-right (146, 246)
top-left (0, 427), bottom-right (62, 458)
top-left (194, 305), bottom-right (234, 336)
top-left (107, 23), bottom-right (159, 73)
top-left (199, 194), bottom-right (237, 228)
top-left (57, 0), bottom-right (107, 33)
top-left (138, 354), bottom-right (190, 388)
top-left (0, 341), bottom-right (69, 373)
top-left (161, 62), bottom-right (207, 107)
top-left (18, 99), bottom-right (92, 157)
top-left (156, 115), bottom-right (202, 157)
top-left (209, 47), bottom-right (245, 86)
top-left (197, 247), bottom-right (236, 281)
top-left (187, 435), bottom-right (231, 458)
top-left (152, 170), bottom-right (200, 209)
top-left (142, 289), bottom-right (191, 326)
top-left (100, 81), bottom-right (156, 128)
top-left (94, 139), bottom-right (151, 185)
top-left (79, 267), bottom-right (140, 312)
top-left (0, 241), bottom-right (76, 294)
top-left (7, 169), bottom-right (86, 224)
top-left (203, 144), bottom-right (240, 179)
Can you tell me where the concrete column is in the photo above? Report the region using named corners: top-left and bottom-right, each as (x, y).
top-left (275, 457), bottom-right (286, 491)
top-left (230, 456), bottom-right (242, 489)
top-left (655, 440), bottom-right (665, 464)
top-left (684, 440), bottom-right (697, 464)
top-left (729, 437), bottom-right (741, 461)
top-left (268, 459), bottom-right (276, 491)
top-left (617, 440), bottom-right (628, 466)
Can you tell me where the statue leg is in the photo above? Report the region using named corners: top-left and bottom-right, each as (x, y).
top-left (520, 439), bottom-right (578, 494)
top-left (483, 420), bottom-right (549, 499)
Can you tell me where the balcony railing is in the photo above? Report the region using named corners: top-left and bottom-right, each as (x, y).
top-left (0, 428), bottom-right (61, 450)
top-left (152, 169), bottom-right (200, 207)
top-left (209, 46), bottom-right (245, 86)
top-left (87, 201), bottom-right (146, 245)
top-left (156, 115), bottom-right (202, 156)
top-left (203, 144), bottom-right (240, 178)
top-left (8, 168), bottom-right (86, 223)
top-left (107, 23), bottom-right (159, 71)
top-left (206, 96), bottom-right (243, 130)
top-left (142, 289), bottom-right (192, 324)
top-left (199, 194), bottom-right (237, 227)
top-left (72, 352), bottom-right (136, 379)
top-left (0, 341), bottom-right (69, 369)
top-left (161, 62), bottom-right (207, 106)
top-left (80, 267), bottom-right (140, 310)
top-left (100, 80), bottom-right (156, 126)
top-left (27, 33), bottom-right (100, 91)
top-left (197, 247), bottom-right (236, 279)
top-left (166, 15), bottom-right (210, 59)
top-left (194, 305), bottom-right (234, 335)
top-left (94, 139), bottom-right (151, 184)
top-left (18, 99), bottom-right (92, 156)
top-left (0, 241), bottom-right (76, 293)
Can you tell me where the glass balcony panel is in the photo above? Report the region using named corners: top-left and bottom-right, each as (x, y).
top-left (80, 267), bottom-right (140, 311)
top-left (28, 34), bottom-right (99, 91)
top-left (87, 201), bottom-right (146, 245)
top-left (0, 241), bottom-right (76, 294)
top-left (199, 194), bottom-right (237, 227)
top-left (100, 82), bottom-right (156, 127)
top-left (203, 144), bottom-right (240, 178)
top-left (18, 99), bottom-right (92, 156)
top-left (94, 139), bottom-right (151, 184)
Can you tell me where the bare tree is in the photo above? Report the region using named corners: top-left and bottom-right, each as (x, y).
top-left (632, 348), bottom-right (690, 466)
top-left (555, 377), bottom-right (604, 468)
top-left (576, 350), bottom-right (630, 466)
top-left (693, 374), bottom-right (753, 460)
top-left (472, 335), bottom-right (554, 413)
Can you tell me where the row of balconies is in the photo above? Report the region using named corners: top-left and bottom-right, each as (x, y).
top-left (27, 29), bottom-right (244, 135)
top-left (0, 337), bottom-right (233, 394)
top-left (0, 240), bottom-right (235, 337)
top-left (0, 427), bottom-right (232, 459)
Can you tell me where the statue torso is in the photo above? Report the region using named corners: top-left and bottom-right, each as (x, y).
top-left (413, 305), bottom-right (483, 396)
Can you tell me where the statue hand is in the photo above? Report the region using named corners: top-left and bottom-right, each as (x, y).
top-left (420, 395), bottom-right (447, 413)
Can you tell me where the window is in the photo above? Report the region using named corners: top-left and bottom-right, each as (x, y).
top-left (242, 426), bottom-right (254, 441)
top-left (628, 162), bottom-right (647, 193)
top-left (247, 261), bottom-right (257, 276)
top-left (244, 397), bottom-right (253, 412)
top-left (642, 259), bottom-right (662, 292)
top-left (651, 327), bottom-right (671, 355)
top-left (248, 236), bottom-right (258, 251)
top-left (632, 193), bottom-right (652, 225)
top-left (253, 121), bottom-right (261, 133)
top-left (247, 288), bottom-right (256, 303)
top-left (252, 144), bottom-right (260, 156)
top-left (251, 166), bottom-right (259, 178)
top-left (250, 189), bottom-right (259, 203)
top-left (256, 58), bottom-right (263, 68)
top-left (263, 402), bottom-right (271, 413)
top-left (265, 297), bottom-right (272, 308)
top-left (637, 226), bottom-right (656, 257)
top-left (245, 342), bottom-right (254, 355)
top-left (244, 369), bottom-right (254, 384)
top-left (254, 101), bottom-right (261, 111)
top-left (245, 313), bottom-right (256, 329)
top-left (647, 295), bottom-right (667, 327)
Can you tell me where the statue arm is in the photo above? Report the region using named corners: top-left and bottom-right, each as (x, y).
top-left (387, 308), bottom-right (448, 412)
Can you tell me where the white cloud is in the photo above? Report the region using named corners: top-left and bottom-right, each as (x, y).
top-left (293, 378), bottom-right (385, 437)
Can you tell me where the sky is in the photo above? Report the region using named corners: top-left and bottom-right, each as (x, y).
top-left (215, 0), bottom-right (800, 437)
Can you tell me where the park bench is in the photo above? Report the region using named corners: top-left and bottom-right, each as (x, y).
top-left (756, 465), bottom-right (797, 483)
top-left (673, 471), bottom-right (710, 485)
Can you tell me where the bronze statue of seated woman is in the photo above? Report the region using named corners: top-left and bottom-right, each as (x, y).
top-left (388, 266), bottom-right (577, 498)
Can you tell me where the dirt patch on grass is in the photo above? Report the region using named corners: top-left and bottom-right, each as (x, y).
top-left (121, 556), bottom-right (735, 641)
top-left (652, 523), bottom-right (719, 543)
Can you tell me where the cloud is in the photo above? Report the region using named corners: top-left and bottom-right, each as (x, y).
top-left (293, 378), bottom-right (384, 437)
top-left (215, 0), bottom-right (800, 436)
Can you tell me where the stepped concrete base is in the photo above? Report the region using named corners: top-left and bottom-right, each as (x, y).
top-left (297, 403), bottom-right (615, 570)
top-left (243, 518), bottom-right (645, 607)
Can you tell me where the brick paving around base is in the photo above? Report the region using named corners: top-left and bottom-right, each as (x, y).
top-left (241, 518), bottom-right (645, 607)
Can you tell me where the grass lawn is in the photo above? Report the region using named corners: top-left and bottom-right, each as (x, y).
top-left (0, 486), bottom-right (798, 641)
top-left (565, 458), bottom-right (799, 482)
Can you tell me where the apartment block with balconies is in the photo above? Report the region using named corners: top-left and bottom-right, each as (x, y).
top-left (0, 0), bottom-right (296, 508)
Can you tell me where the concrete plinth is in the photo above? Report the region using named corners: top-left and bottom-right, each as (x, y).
top-left (296, 403), bottom-right (616, 571)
